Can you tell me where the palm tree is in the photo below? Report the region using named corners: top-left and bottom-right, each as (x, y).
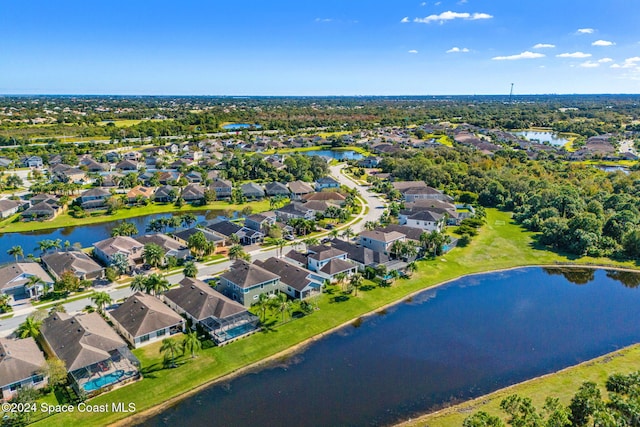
top-left (405, 261), bottom-right (419, 277)
top-left (255, 293), bottom-right (271, 322)
top-left (229, 233), bottom-right (240, 245)
top-left (183, 261), bottom-right (198, 278)
top-left (111, 221), bottom-right (138, 237)
top-left (329, 229), bottom-right (340, 240)
top-left (146, 274), bottom-right (170, 296)
top-left (143, 243), bottom-right (165, 268)
top-left (90, 291), bottom-right (112, 313)
top-left (27, 275), bottom-right (46, 297)
top-left (349, 273), bottom-right (364, 296)
top-left (16, 316), bottom-right (42, 339)
top-left (275, 292), bottom-right (292, 322)
top-left (334, 272), bottom-right (348, 289)
top-left (266, 238), bottom-right (287, 257)
top-left (180, 213), bottom-right (196, 229)
top-left (7, 245), bottom-right (23, 261)
top-left (341, 227), bottom-right (355, 242)
top-left (364, 221), bottom-right (379, 231)
top-left (228, 244), bottom-right (247, 261)
top-left (302, 237), bottom-right (319, 250)
top-left (181, 330), bottom-right (202, 359)
top-left (159, 338), bottom-right (180, 368)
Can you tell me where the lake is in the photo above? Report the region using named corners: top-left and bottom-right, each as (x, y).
top-left (222, 123), bottom-right (262, 130)
top-left (513, 130), bottom-right (570, 146)
top-left (301, 149), bottom-right (364, 160)
top-left (0, 210), bottom-right (229, 263)
top-left (141, 267), bottom-right (640, 427)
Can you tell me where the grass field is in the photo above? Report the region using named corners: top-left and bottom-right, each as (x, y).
top-left (0, 200), bottom-right (270, 233)
top-left (404, 344), bottom-right (640, 426)
top-left (30, 209), bottom-right (640, 426)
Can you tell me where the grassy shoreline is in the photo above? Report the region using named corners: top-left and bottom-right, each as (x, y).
top-left (0, 200), bottom-right (270, 233)
top-left (30, 209), bottom-right (640, 426)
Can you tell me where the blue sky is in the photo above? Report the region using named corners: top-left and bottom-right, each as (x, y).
top-left (2, 0), bottom-right (640, 95)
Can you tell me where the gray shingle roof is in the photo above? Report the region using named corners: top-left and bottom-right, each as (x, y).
top-left (254, 257), bottom-right (315, 292)
top-left (220, 260), bottom-right (280, 289)
top-left (319, 258), bottom-right (355, 275)
top-left (110, 292), bottom-right (183, 338)
top-left (41, 251), bottom-right (103, 278)
top-left (165, 278), bottom-right (246, 320)
top-left (0, 338), bottom-right (46, 388)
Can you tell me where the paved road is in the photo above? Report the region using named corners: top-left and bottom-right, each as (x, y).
top-left (0, 163), bottom-right (386, 337)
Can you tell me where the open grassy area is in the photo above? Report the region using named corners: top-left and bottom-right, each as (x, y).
top-left (403, 344), bottom-right (640, 427)
top-left (0, 200), bottom-right (270, 233)
top-left (32, 209), bottom-right (640, 426)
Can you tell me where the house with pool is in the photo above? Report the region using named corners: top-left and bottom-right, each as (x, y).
top-left (163, 277), bottom-right (259, 345)
top-left (40, 312), bottom-right (140, 396)
top-left (108, 292), bottom-right (185, 348)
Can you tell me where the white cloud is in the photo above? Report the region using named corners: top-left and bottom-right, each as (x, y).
top-left (533, 43), bottom-right (555, 49)
top-left (315, 18), bottom-right (333, 22)
top-left (446, 47), bottom-right (470, 53)
top-left (592, 40), bottom-right (615, 46)
top-left (598, 58), bottom-right (613, 63)
top-left (400, 16), bottom-right (410, 23)
top-left (577, 28), bottom-right (595, 34)
top-left (611, 64), bottom-right (621, 68)
top-left (492, 51), bottom-right (545, 60)
top-left (434, 1), bottom-right (441, 4)
top-left (579, 61), bottom-right (600, 68)
top-left (556, 52), bottom-right (592, 58)
top-left (613, 57), bottom-right (640, 69)
top-left (408, 50), bottom-right (419, 54)
top-left (420, 2), bottom-right (427, 5)
top-left (413, 11), bottom-right (493, 23)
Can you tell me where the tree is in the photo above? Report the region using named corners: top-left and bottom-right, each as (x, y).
top-left (110, 252), bottom-right (130, 275)
top-left (90, 291), bottom-right (112, 313)
top-left (254, 293), bottom-right (272, 322)
top-left (406, 261), bottom-right (418, 277)
top-left (228, 244), bottom-right (247, 261)
top-left (329, 229), bottom-right (340, 240)
top-left (111, 221), bottom-right (138, 237)
top-left (569, 381), bottom-right (603, 426)
top-left (180, 213), bottom-right (197, 229)
top-left (16, 316), bottom-right (42, 339)
top-left (341, 227), bottom-right (355, 241)
top-left (159, 338), bottom-right (180, 368)
top-left (183, 261), bottom-right (198, 278)
top-left (146, 273), bottom-right (170, 296)
top-left (55, 270), bottom-right (81, 294)
top-left (500, 394), bottom-right (543, 427)
top-left (349, 272), bottom-right (364, 296)
top-left (275, 292), bottom-right (292, 322)
top-left (130, 275), bottom-right (147, 293)
top-left (27, 275), bottom-right (47, 295)
top-left (7, 245), bottom-right (23, 261)
top-left (188, 231), bottom-right (209, 259)
top-left (463, 411), bottom-right (505, 427)
top-left (40, 358), bottom-right (67, 388)
top-left (143, 243), bottom-right (165, 268)
top-left (105, 266), bottom-right (118, 282)
top-left (181, 330), bottom-right (202, 359)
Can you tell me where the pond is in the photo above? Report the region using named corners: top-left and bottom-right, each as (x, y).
top-left (141, 267), bottom-right (640, 427)
top-left (222, 123), bottom-right (262, 130)
top-left (301, 149), bottom-right (364, 160)
top-left (513, 130), bottom-right (570, 146)
top-left (0, 210), bottom-right (229, 263)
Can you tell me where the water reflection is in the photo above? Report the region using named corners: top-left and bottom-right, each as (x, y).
top-left (542, 267), bottom-right (595, 285)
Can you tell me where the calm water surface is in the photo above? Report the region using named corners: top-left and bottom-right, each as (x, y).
top-left (513, 130), bottom-right (569, 146)
top-left (302, 149), bottom-right (364, 160)
top-left (142, 267), bottom-right (640, 427)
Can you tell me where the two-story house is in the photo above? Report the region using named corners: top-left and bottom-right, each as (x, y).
top-left (218, 260), bottom-right (281, 307)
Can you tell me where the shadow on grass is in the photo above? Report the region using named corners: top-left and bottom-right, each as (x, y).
top-left (360, 284), bottom-right (376, 292)
top-left (140, 362), bottom-right (163, 378)
top-left (330, 295), bottom-right (350, 303)
top-left (258, 319), bottom-right (278, 333)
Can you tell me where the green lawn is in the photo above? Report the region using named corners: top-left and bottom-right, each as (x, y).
top-left (0, 200), bottom-right (270, 233)
top-left (32, 209), bottom-right (640, 426)
top-left (404, 344), bottom-right (640, 427)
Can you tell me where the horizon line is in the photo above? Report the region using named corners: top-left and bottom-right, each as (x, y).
top-left (2, 93), bottom-right (640, 97)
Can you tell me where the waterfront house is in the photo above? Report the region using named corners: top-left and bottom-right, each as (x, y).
top-left (330, 239), bottom-right (390, 271)
top-left (163, 277), bottom-right (259, 345)
top-left (0, 200), bottom-right (26, 218)
top-left (0, 262), bottom-right (53, 300)
top-left (0, 338), bottom-right (47, 401)
top-left (93, 236), bottom-right (144, 271)
top-left (358, 230), bottom-right (406, 256)
top-left (288, 180), bottom-right (314, 200)
top-left (207, 220), bottom-right (264, 245)
top-left (240, 182), bottom-right (265, 200)
top-left (402, 210), bottom-right (446, 232)
top-left (255, 257), bottom-right (323, 300)
top-left (136, 234), bottom-right (190, 261)
top-left (181, 183), bottom-right (206, 203)
top-left (109, 292), bottom-right (185, 348)
top-left (40, 312), bottom-right (140, 395)
top-left (209, 179), bottom-right (233, 199)
top-left (172, 227), bottom-right (225, 249)
top-left (41, 251), bottom-right (104, 281)
top-left (126, 185), bottom-right (155, 204)
top-left (264, 182), bottom-right (290, 197)
top-left (153, 185), bottom-right (176, 203)
top-left (218, 260), bottom-right (280, 307)
top-left (80, 188), bottom-right (111, 209)
top-left (306, 245), bottom-right (356, 281)
top-left (20, 198), bottom-right (62, 221)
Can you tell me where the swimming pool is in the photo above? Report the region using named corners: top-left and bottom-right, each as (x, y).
top-left (221, 323), bottom-right (256, 341)
top-left (83, 369), bottom-right (124, 392)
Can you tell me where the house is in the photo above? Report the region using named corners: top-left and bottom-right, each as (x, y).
top-left (244, 213), bottom-right (277, 233)
top-left (275, 202), bottom-right (315, 221)
top-left (172, 228), bottom-right (225, 248)
top-left (122, 151), bottom-right (141, 161)
top-left (240, 182), bottom-right (265, 200)
top-left (330, 239), bottom-right (390, 271)
top-left (184, 171), bottom-right (203, 183)
top-left (302, 191), bottom-right (346, 204)
top-left (358, 230), bottom-right (406, 256)
top-left (357, 156), bottom-right (382, 168)
top-left (52, 166), bottom-right (87, 184)
top-left (40, 312), bottom-right (140, 395)
top-left (136, 234), bottom-right (191, 261)
top-left (0, 158), bottom-right (12, 169)
top-left (109, 292), bottom-right (185, 348)
top-left (154, 185), bottom-right (177, 203)
top-left (305, 245), bottom-right (357, 280)
top-left (0, 200), bottom-right (25, 219)
top-left (209, 179), bottom-right (233, 199)
top-left (80, 188), bottom-right (111, 209)
top-left (115, 160), bottom-right (139, 171)
top-left (315, 176), bottom-right (340, 191)
top-left (255, 257), bottom-right (322, 300)
top-left (218, 260), bottom-right (280, 307)
top-left (157, 171), bottom-right (181, 185)
top-left (41, 251), bottom-right (104, 281)
top-left (207, 220), bottom-right (264, 245)
top-left (93, 236), bottom-right (144, 270)
top-left (0, 338), bottom-right (47, 401)
top-left (181, 183), bottom-right (205, 203)
top-left (0, 262), bottom-right (53, 299)
top-left (163, 277), bottom-right (259, 345)
top-left (20, 198), bottom-right (62, 221)
top-left (264, 182), bottom-right (290, 197)
top-left (288, 180), bottom-right (314, 200)
top-left (23, 156), bottom-right (43, 169)
top-left (301, 200), bottom-right (339, 216)
top-left (105, 152), bottom-right (121, 163)
top-left (375, 224), bottom-right (424, 243)
top-left (392, 181), bottom-right (453, 203)
top-left (82, 158), bottom-right (106, 173)
top-left (402, 210), bottom-right (446, 232)
top-left (126, 185), bottom-right (155, 204)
